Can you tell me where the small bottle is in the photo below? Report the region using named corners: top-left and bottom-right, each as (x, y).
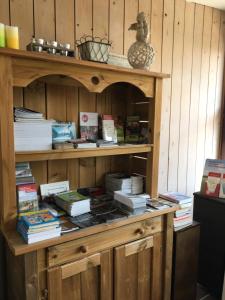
top-left (5, 25), bottom-right (19, 49)
top-left (0, 23), bottom-right (5, 47)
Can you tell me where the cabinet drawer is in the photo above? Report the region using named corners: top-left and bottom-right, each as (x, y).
top-left (47, 216), bottom-right (162, 267)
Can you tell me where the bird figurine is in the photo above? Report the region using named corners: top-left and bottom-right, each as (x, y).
top-left (128, 12), bottom-right (154, 69)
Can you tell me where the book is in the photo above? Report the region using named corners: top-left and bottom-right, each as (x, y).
top-left (21, 211), bottom-right (59, 229)
top-left (201, 159), bottom-right (225, 198)
top-left (40, 181), bottom-right (70, 199)
top-left (114, 116), bottom-right (124, 143)
top-left (80, 112), bottom-right (98, 141)
top-left (159, 192), bottom-right (192, 204)
top-left (14, 121), bottom-right (53, 151)
top-left (114, 191), bottom-right (147, 209)
top-left (52, 122), bottom-right (76, 143)
top-left (147, 199), bottom-right (170, 210)
top-left (17, 183), bottom-right (39, 213)
top-left (101, 115), bottom-right (115, 142)
top-left (14, 107), bottom-right (44, 119)
top-left (55, 190), bottom-right (91, 217)
top-left (125, 116), bottom-right (140, 143)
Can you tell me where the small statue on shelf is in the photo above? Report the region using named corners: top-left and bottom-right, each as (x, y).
top-left (128, 12), bottom-right (155, 69)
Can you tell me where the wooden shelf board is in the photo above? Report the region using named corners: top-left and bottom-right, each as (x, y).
top-left (0, 48), bottom-right (170, 79)
top-left (2, 206), bottom-right (178, 256)
top-left (15, 144), bottom-right (152, 162)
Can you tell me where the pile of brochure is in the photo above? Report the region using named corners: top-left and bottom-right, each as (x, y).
top-left (17, 210), bottom-right (61, 244)
top-left (159, 192), bottom-right (193, 228)
top-left (105, 173), bottom-right (143, 195)
top-left (114, 191), bottom-right (148, 210)
top-left (14, 107), bottom-right (53, 151)
top-left (54, 190), bottom-right (91, 217)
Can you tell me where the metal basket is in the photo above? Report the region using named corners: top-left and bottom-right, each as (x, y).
top-left (76, 36), bottom-right (111, 63)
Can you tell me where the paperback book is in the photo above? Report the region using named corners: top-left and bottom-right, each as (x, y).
top-left (125, 116), bottom-right (141, 143)
top-left (80, 112), bottom-right (98, 141)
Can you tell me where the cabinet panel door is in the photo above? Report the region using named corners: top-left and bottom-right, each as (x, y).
top-left (48, 250), bottom-right (112, 300)
top-left (114, 234), bottom-right (163, 300)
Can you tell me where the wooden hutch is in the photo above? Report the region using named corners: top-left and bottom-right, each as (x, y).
top-left (0, 48), bottom-right (176, 300)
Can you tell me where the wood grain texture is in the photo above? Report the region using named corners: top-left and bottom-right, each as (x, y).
top-left (47, 216), bottom-right (162, 267)
top-left (34, 0), bottom-right (55, 40)
top-left (177, 2), bottom-right (195, 194)
top-left (48, 267), bottom-right (62, 300)
top-left (109, 0), bottom-right (124, 54)
top-left (0, 56), bottom-right (16, 228)
top-left (0, 0), bottom-right (9, 24)
top-left (0, 0), bottom-right (224, 197)
top-left (195, 6), bottom-right (213, 191)
top-left (168, 0), bottom-right (185, 192)
top-left (158, 0), bottom-right (174, 193)
top-left (10, 0), bottom-right (34, 49)
top-left (186, 4), bottom-right (204, 196)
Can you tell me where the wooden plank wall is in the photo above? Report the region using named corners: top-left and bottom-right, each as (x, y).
top-left (0, 0), bottom-right (224, 194)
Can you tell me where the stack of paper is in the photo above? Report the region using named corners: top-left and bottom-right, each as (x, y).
top-left (114, 191), bottom-right (147, 210)
top-left (14, 107), bottom-right (44, 121)
top-left (17, 210), bottom-right (61, 244)
top-left (105, 173), bottom-right (132, 195)
top-left (105, 173), bottom-right (143, 195)
top-left (159, 192), bottom-right (193, 228)
top-left (55, 190), bottom-right (91, 217)
top-left (14, 107), bottom-right (53, 151)
top-left (131, 175), bottom-right (143, 194)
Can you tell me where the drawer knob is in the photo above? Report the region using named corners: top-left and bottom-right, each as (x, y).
top-left (80, 245), bottom-right (88, 253)
top-left (136, 228), bottom-right (145, 235)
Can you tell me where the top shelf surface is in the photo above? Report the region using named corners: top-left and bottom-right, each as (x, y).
top-left (0, 48), bottom-right (170, 79)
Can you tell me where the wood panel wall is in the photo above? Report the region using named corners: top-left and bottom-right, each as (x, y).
top-left (0, 0), bottom-right (224, 194)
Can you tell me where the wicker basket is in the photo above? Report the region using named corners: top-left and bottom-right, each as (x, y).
top-left (76, 36), bottom-right (111, 63)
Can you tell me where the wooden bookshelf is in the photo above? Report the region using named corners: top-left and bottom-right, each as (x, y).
top-left (0, 48), bottom-right (175, 300)
top-left (15, 144), bottom-right (152, 162)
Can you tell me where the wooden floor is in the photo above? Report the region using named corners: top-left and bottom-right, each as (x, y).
top-left (197, 284), bottom-right (219, 300)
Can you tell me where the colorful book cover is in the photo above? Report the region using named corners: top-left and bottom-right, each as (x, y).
top-left (125, 116), bottom-right (140, 143)
top-left (21, 211), bottom-right (58, 227)
top-left (17, 183), bottom-right (39, 213)
top-left (52, 122), bottom-right (76, 142)
top-left (80, 112), bottom-right (98, 141)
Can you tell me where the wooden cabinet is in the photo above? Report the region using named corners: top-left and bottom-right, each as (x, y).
top-left (48, 250), bottom-right (113, 300)
top-left (0, 48), bottom-right (176, 300)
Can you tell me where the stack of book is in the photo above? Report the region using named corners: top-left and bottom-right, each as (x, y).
top-left (14, 107), bottom-right (53, 151)
top-left (131, 175), bottom-right (143, 194)
top-left (114, 191), bottom-right (147, 210)
top-left (96, 140), bottom-right (118, 147)
top-left (16, 162), bottom-right (35, 185)
top-left (72, 138), bottom-right (97, 149)
top-left (17, 210), bottom-right (61, 244)
top-left (159, 192), bottom-right (193, 228)
top-left (105, 173), bottom-right (143, 195)
top-left (16, 162), bottom-right (39, 214)
top-left (55, 190), bottom-right (91, 217)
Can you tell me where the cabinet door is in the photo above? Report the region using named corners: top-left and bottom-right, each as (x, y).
top-left (48, 250), bottom-right (112, 300)
top-left (114, 234), bottom-right (163, 300)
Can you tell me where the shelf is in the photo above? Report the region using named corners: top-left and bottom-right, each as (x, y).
top-left (2, 206), bottom-right (178, 256)
top-left (15, 144), bottom-right (152, 162)
top-left (0, 48), bottom-right (169, 97)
